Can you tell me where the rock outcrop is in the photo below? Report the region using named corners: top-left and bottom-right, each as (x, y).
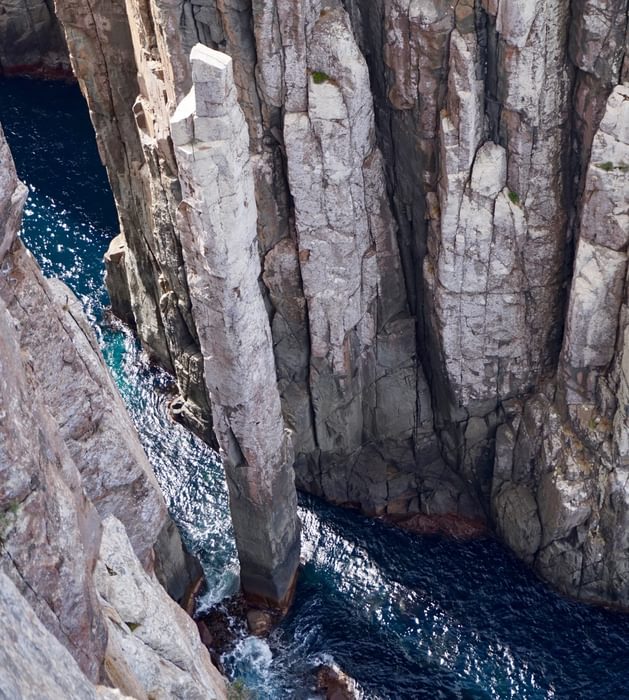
top-left (96, 516), bottom-right (226, 699)
top-left (0, 123), bottom-right (226, 696)
top-left (171, 44), bottom-right (300, 607)
top-left (3, 0), bottom-right (628, 608)
top-left (0, 0), bottom-right (69, 76)
top-left (0, 571), bottom-right (118, 699)
top-left (493, 84), bottom-right (629, 605)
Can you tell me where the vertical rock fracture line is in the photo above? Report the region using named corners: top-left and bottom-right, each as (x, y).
top-left (171, 44), bottom-right (301, 609)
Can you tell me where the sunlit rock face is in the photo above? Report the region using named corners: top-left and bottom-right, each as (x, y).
top-left (12, 0), bottom-right (625, 607)
top-left (171, 45), bottom-right (301, 608)
top-left (493, 84), bottom-right (629, 605)
top-left (0, 571), bottom-right (108, 700)
top-left (95, 516), bottom-right (226, 698)
top-left (0, 124), bottom-right (226, 696)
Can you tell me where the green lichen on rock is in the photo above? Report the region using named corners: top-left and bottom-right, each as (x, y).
top-left (595, 161), bottom-right (629, 172)
top-left (508, 190), bottom-right (520, 205)
top-left (311, 70), bottom-right (330, 85)
top-left (0, 500), bottom-right (20, 548)
top-left (227, 678), bottom-right (255, 700)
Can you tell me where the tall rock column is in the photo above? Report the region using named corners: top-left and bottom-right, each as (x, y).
top-left (171, 44), bottom-right (300, 609)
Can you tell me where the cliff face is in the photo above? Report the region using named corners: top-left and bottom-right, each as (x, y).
top-left (0, 0), bottom-right (69, 76)
top-left (9, 0), bottom-right (628, 607)
top-left (0, 125), bottom-right (225, 697)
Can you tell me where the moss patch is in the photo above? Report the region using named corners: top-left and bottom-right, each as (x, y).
top-left (311, 70), bottom-right (330, 85)
top-left (0, 500), bottom-right (20, 548)
top-left (596, 161), bottom-right (629, 172)
top-left (227, 678), bottom-right (255, 700)
top-left (508, 190), bottom-right (520, 205)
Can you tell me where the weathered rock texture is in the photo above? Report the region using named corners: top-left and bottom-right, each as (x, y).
top-left (0, 124), bottom-right (225, 697)
top-left (96, 516), bottom-right (226, 699)
top-left (171, 44), bottom-right (300, 607)
top-left (11, 0), bottom-right (628, 607)
top-left (0, 0), bottom-right (70, 76)
top-left (0, 571), bottom-right (118, 700)
top-left (493, 85), bottom-right (629, 605)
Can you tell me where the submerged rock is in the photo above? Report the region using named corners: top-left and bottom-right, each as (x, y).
top-left (316, 662), bottom-right (362, 700)
top-left (245, 609), bottom-right (275, 637)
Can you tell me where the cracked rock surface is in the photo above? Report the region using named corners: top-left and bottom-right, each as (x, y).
top-left (171, 44), bottom-right (300, 607)
top-left (0, 124), bottom-right (226, 696)
top-left (3, 0), bottom-right (629, 609)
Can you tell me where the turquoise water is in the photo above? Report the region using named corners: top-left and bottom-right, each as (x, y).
top-left (2, 77), bottom-right (629, 700)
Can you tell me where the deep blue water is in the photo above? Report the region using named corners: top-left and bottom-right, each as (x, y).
top-left (2, 77), bottom-right (629, 700)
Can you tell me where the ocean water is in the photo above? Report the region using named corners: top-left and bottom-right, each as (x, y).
top-left (2, 76), bottom-right (629, 700)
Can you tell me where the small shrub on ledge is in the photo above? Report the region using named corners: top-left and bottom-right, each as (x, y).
top-left (596, 161), bottom-right (629, 172)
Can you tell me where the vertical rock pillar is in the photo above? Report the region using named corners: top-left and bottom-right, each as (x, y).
top-left (171, 44), bottom-right (300, 609)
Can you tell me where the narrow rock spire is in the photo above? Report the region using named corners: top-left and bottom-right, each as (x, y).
top-left (171, 44), bottom-right (301, 609)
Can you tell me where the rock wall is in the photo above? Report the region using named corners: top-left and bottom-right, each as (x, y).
top-left (493, 85), bottom-right (629, 605)
top-left (0, 0), bottom-right (70, 76)
top-left (8, 0), bottom-right (628, 607)
top-left (0, 124), bottom-right (225, 697)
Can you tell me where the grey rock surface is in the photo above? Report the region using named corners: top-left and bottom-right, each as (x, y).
top-left (0, 124), bottom-right (226, 692)
top-left (0, 125), bottom-right (106, 681)
top-left (8, 0), bottom-right (626, 608)
top-left (283, 7), bottom-right (422, 512)
top-left (0, 124), bottom-right (28, 259)
top-left (171, 44), bottom-right (300, 607)
top-left (0, 572), bottom-right (101, 699)
top-left (0, 283), bottom-right (106, 682)
top-left (0, 0), bottom-right (69, 75)
top-left (95, 516), bottom-right (226, 700)
top-left (1, 251), bottom-right (168, 568)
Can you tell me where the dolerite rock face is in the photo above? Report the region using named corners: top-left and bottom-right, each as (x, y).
top-left (13, 0), bottom-right (627, 607)
top-left (0, 283), bottom-right (106, 681)
top-left (493, 85), bottom-right (629, 605)
top-left (1, 250), bottom-right (166, 568)
top-left (95, 516), bottom-right (226, 699)
top-left (283, 8), bottom-right (419, 509)
top-left (171, 45), bottom-right (300, 607)
top-left (0, 125), bottom-right (226, 696)
top-left (0, 572), bottom-right (112, 699)
top-left (0, 0), bottom-right (70, 76)
top-left (1, 124), bottom-right (105, 680)
top-left (418, 0), bottom-right (574, 502)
